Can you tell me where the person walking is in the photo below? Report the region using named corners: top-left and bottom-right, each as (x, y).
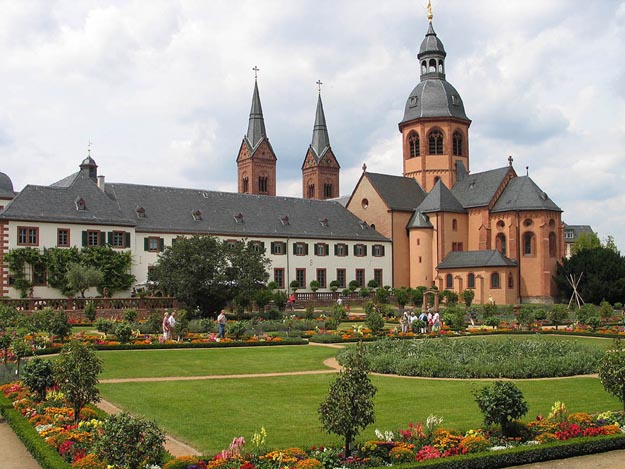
top-left (217, 310), bottom-right (227, 339)
top-left (168, 311), bottom-right (177, 341)
top-left (162, 312), bottom-right (171, 342)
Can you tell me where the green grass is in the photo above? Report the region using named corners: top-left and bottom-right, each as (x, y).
top-left (97, 346), bottom-right (338, 379)
top-left (96, 336), bottom-right (622, 455)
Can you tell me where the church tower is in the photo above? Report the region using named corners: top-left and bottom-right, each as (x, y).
top-left (302, 84), bottom-right (340, 199)
top-left (398, 2), bottom-right (471, 192)
top-left (237, 70), bottom-right (277, 196)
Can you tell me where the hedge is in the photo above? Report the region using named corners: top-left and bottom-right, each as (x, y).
top-left (0, 392), bottom-right (71, 469)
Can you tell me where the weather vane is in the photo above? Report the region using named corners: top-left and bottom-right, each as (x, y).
top-left (252, 66), bottom-right (259, 80)
top-left (427, 0), bottom-right (433, 22)
top-left (316, 79), bottom-right (323, 94)
top-left (88, 140), bottom-right (92, 157)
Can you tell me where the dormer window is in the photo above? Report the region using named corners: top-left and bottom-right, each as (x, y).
top-left (280, 216), bottom-right (290, 226)
top-left (319, 218), bottom-right (329, 227)
top-left (192, 210), bottom-right (202, 221)
top-left (75, 197), bottom-right (86, 211)
top-left (234, 213), bottom-right (244, 224)
top-left (359, 221), bottom-right (369, 230)
top-left (136, 206), bottom-right (146, 218)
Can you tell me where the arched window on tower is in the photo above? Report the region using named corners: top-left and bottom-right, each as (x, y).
top-left (438, 60), bottom-right (444, 73)
top-left (428, 130), bottom-right (444, 155)
top-left (421, 61), bottom-right (427, 74)
top-left (452, 131), bottom-right (463, 156)
top-left (491, 272), bottom-right (500, 289)
top-left (408, 132), bottom-right (420, 158)
top-left (307, 183), bottom-right (315, 198)
top-left (428, 59), bottom-right (437, 73)
top-left (323, 183), bottom-right (333, 198)
top-left (495, 233), bottom-right (507, 256)
top-left (549, 232), bottom-right (557, 258)
top-left (242, 177), bottom-right (249, 193)
top-left (259, 176), bottom-right (268, 193)
top-left (523, 232), bottom-right (535, 256)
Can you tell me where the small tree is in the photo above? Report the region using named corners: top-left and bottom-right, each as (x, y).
top-left (462, 289), bottom-right (475, 308)
top-left (375, 287), bottom-right (390, 304)
top-left (47, 310), bottom-right (71, 342)
top-left (53, 341), bottom-right (102, 423)
top-left (481, 302), bottom-right (497, 320)
top-left (290, 280), bottom-right (299, 292)
top-left (367, 280), bottom-right (379, 289)
top-left (348, 280), bottom-right (359, 292)
top-left (365, 307), bottom-right (385, 335)
top-left (328, 304), bottom-right (347, 330)
top-left (474, 381), bottom-right (528, 436)
top-left (115, 321), bottom-right (133, 344)
top-left (576, 303), bottom-right (597, 325)
top-left (10, 337), bottom-right (31, 377)
top-left (22, 357), bottom-right (55, 401)
top-left (547, 304), bottom-right (569, 330)
top-left (123, 308), bottom-right (138, 323)
top-left (254, 288), bottom-right (273, 313)
top-left (318, 344), bottom-right (377, 456)
top-left (516, 306), bottom-right (535, 330)
top-left (393, 288), bottom-right (410, 309)
top-left (329, 280), bottom-right (340, 292)
top-left (95, 412), bottom-right (165, 469)
top-left (65, 263), bottom-right (103, 297)
top-left (599, 300), bottom-right (614, 321)
top-left (599, 341), bottom-right (625, 411)
top-left (84, 301), bottom-right (97, 322)
top-left (309, 280), bottom-right (320, 292)
top-left (273, 290), bottom-right (288, 310)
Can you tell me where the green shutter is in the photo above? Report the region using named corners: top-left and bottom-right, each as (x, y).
top-left (159, 238), bottom-right (165, 252)
top-left (82, 231), bottom-right (87, 247)
top-left (293, 243), bottom-right (297, 255)
top-left (100, 232), bottom-right (106, 246)
top-left (325, 244), bottom-right (329, 256)
top-left (363, 245), bottom-right (368, 256)
top-left (270, 242), bottom-right (276, 254)
top-left (144, 238), bottom-right (149, 251)
top-left (334, 244), bottom-right (338, 256)
top-left (353, 245), bottom-right (357, 256)
top-left (125, 232), bottom-right (131, 248)
top-left (107, 232), bottom-right (113, 244)
top-left (381, 245), bottom-right (385, 256)
top-left (261, 241), bottom-right (265, 252)
top-left (304, 243), bottom-right (309, 255)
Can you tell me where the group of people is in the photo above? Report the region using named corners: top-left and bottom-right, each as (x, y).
top-left (400, 308), bottom-right (441, 334)
top-left (161, 311), bottom-right (177, 341)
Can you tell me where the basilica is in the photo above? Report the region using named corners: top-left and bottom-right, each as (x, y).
top-left (0, 9), bottom-right (564, 304)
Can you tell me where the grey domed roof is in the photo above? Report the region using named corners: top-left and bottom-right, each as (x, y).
top-left (418, 23), bottom-right (446, 58)
top-left (80, 156), bottom-right (97, 167)
top-left (0, 172), bottom-right (15, 197)
top-left (401, 79), bottom-right (469, 123)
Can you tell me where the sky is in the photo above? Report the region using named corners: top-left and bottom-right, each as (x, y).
top-left (0, 0), bottom-right (624, 249)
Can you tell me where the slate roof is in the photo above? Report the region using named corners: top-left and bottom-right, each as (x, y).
top-left (401, 79), bottom-right (469, 124)
top-left (452, 166), bottom-right (511, 208)
top-left (563, 224), bottom-right (594, 242)
top-left (419, 22), bottom-right (446, 57)
top-left (245, 80), bottom-right (267, 151)
top-left (364, 172), bottom-right (427, 211)
top-left (407, 211), bottom-right (433, 229)
top-left (437, 250), bottom-right (517, 269)
top-left (416, 180), bottom-right (466, 213)
top-left (310, 94), bottom-right (331, 160)
top-left (491, 176), bottom-right (562, 213)
top-left (0, 172), bottom-right (15, 198)
top-left (0, 171), bottom-right (134, 226)
top-left (105, 183), bottom-right (389, 241)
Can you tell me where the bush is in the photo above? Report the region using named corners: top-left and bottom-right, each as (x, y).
top-left (273, 290), bottom-right (288, 310)
top-left (95, 318), bottom-right (114, 337)
top-left (114, 321), bottom-right (133, 344)
top-left (548, 304), bottom-right (569, 330)
top-left (462, 289), bottom-right (475, 308)
top-left (329, 280), bottom-right (340, 292)
top-left (481, 303), bottom-right (497, 319)
top-left (474, 381), bottom-right (528, 436)
top-left (123, 308), bottom-right (138, 323)
top-left (84, 301), bottom-right (97, 322)
top-left (484, 316), bottom-right (500, 328)
top-left (587, 316), bottom-right (601, 331)
top-left (94, 412), bottom-right (165, 469)
top-left (576, 304), bottom-right (597, 325)
top-left (365, 307), bottom-right (385, 335)
top-left (600, 301), bottom-right (614, 320)
top-left (517, 307), bottom-right (535, 329)
top-left (375, 287), bottom-right (390, 304)
top-left (22, 357), bottom-right (55, 401)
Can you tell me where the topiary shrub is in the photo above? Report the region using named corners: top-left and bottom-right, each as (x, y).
top-left (95, 318), bottom-right (114, 337)
top-left (94, 412), bottom-right (165, 469)
top-left (123, 308), bottom-right (138, 323)
top-left (474, 381), bottom-right (528, 436)
top-left (114, 321), bottom-right (133, 344)
top-left (365, 307), bottom-right (385, 335)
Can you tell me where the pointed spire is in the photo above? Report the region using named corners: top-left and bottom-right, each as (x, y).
top-left (246, 73), bottom-right (267, 149)
top-left (310, 90), bottom-right (330, 158)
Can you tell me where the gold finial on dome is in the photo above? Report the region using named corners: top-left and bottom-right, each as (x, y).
top-left (427, 0), bottom-right (433, 22)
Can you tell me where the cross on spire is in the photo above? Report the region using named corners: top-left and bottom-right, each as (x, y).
top-left (252, 66), bottom-right (260, 80)
top-left (508, 155), bottom-right (513, 167)
top-left (316, 79), bottom-right (323, 94)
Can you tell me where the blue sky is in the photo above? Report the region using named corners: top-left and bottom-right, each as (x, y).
top-left (0, 0), bottom-right (624, 249)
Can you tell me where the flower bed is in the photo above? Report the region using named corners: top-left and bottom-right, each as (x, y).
top-left (3, 380), bottom-right (625, 469)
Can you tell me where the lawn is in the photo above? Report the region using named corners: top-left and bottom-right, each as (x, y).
top-left (97, 345), bottom-right (338, 379)
top-left (96, 336), bottom-right (623, 455)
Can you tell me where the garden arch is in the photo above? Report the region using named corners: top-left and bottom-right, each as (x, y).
top-left (422, 289), bottom-right (440, 312)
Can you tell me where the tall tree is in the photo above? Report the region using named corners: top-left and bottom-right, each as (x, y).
top-left (556, 247), bottom-right (625, 305)
top-left (572, 231), bottom-right (601, 255)
top-left (318, 343), bottom-right (377, 456)
top-left (149, 236), bottom-right (270, 315)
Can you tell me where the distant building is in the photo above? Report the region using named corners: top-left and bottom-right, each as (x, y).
top-left (563, 224), bottom-right (595, 258)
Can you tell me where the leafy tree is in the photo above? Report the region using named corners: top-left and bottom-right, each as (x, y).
top-left (254, 288), bottom-right (273, 313)
top-left (481, 302), bottom-right (497, 320)
top-left (462, 289), bottom-right (475, 308)
top-left (374, 287), bottom-right (389, 304)
top-left (22, 357), bottom-right (55, 401)
top-left (115, 321), bottom-right (133, 344)
top-left (547, 304), bottom-right (569, 330)
top-left (348, 280), bottom-right (359, 292)
top-left (393, 287), bottom-right (410, 308)
top-left (53, 341), bottom-right (103, 423)
top-left (367, 280), bottom-right (379, 289)
top-left (576, 303), bottom-right (597, 325)
top-left (441, 289), bottom-right (458, 305)
top-left (556, 246), bottom-right (625, 305)
top-left (95, 412), bottom-right (165, 469)
top-left (411, 286), bottom-right (426, 307)
top-left (95, 318), bottom-right (115, 337)
top-left (474, 381), bottom-right (528, 436)
top-left (318, 344), bottom-right (377, 456)
top-left (10, 337), bottom-right (31, 377)
top-left (365, 306), bottom-right (385, 335)
top-left (600, 301), bottom-right (614, 320)
top-left (84, 301), bottom-right (97, 322)
top-left (42, 247), bottom-right (82, 295)
top-left (327, 304), bottom-right (347, 330)
top-left (604, 235), bottom-right (619, 254)
top-left (599, 341), bottom-right (625, 411)
top-left (273, 290), bottom-right (288, 310)
top-left (572, 231), bottom-right (601, 255)
top-left (66, 263), bottom-right (103, 297)
top-left (516, 306), bottom-right (535, 329)
top-left (149, 236), bottom-right (269, 315)
top-left (587, 316), bottom-right (601, 331)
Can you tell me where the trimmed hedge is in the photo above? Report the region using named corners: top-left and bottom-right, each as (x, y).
top-left (0, 393), bottom-right (71, 469)
top-left (387, 434), bottom-right (625, 469)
